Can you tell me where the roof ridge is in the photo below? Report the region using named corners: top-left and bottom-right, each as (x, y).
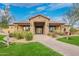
top-left (29, 14), bottom-right (50, 20)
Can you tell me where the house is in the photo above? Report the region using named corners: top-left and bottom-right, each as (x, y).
top-left (9, 15), bottom-right (66, 34)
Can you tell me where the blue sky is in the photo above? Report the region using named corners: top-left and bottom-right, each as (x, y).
top-left (0, 3), bottom-right (73, 22)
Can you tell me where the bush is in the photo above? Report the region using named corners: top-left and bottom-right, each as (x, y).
top-left (10, 31), bottom-right (24, 39)
top-left (51, 33), bottom-right (57, 37)
top-left (47, 33), bottom-right (51, 36)
top-left (47, 32), bottom-right (57, 37)
top-left (0, 36), bottom-right (7, 47)
top-left (56, 32), bottom-right (64, 36)
top-left (9, 33), bottom-right (14, 37)
top-left (25, 32), bottom-right (33, 41)
top-left (15, 32), bottom-right (24, 39)
top-left (10, 31), bottom-right (33, 41)
top-left (0, 42), bottom-right (7, 47)
top-left (70, 28), bottom-right (77, 34)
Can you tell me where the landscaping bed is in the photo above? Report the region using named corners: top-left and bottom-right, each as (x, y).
top-left (9, 31), bottom-right (33, 41)
top-left (0, 42), bottom-right (62, 56)
top-left (57, 36), bottom-right (79, 46)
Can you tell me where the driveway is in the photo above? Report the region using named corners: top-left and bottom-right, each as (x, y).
top-left (34, 35), bottom-right (79, 56)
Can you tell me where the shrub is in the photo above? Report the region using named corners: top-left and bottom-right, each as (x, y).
top-left (47, 33), bottom-right (51, 36)
top-left (0, 35), bottom-right (10, 47)
top-left (0, 35), bottom-right (5, 41)
top-left (70, 28), bottom-right (77, 34)
top-left (15, 32), bottom-right (24, 39)
top-left (25, 32), bottom-right (33, 41)
top-left (0, 35), bottom-right (7, 47)
top-left (51, 33), bottom-right (57, 37)
top-left (47, 32), bottom-right (57, 37)
top-left (9, 33), bottom-right (14, 37)
top-left (10, 31), bottom-right (33, 40)
top-left (56, 32), bottom-right (64, 36)
top-left (11, 31), bottom-right (24, 39)
top-left (0, 42), bottom-right (7, 47)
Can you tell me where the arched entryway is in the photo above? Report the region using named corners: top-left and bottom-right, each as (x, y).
top-left (34, 22), bottom-right (45, 34)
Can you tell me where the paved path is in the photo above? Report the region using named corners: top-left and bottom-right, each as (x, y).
top-left (34, 35), bottom-right (79, 56)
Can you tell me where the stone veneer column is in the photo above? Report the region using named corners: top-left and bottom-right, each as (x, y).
top-left (30, 22), bottom-right (35, 34)
top-left (44, 22), bottom-right (49, 35)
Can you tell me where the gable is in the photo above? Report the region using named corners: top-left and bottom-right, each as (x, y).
top-left (29, 15), bottom-right (50, 22)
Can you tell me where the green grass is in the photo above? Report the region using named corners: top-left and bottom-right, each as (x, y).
top-left (0, 42), bottom-right (62, 56)
top-left (58, 36), bottom-right (79, 46)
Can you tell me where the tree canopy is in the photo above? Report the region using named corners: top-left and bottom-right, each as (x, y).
top-left (63, 4), bottom-right (79, 28)
top-left (0, 5), bottom-right (14, 29)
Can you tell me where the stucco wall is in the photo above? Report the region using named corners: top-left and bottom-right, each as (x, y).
top-left (56, 25), bottom-right (64, 33)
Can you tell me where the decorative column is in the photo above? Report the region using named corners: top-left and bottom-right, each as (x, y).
top-left (44, 22), bottom-right (49, 35)
top-left (30, 22), bottom-right (35, 34)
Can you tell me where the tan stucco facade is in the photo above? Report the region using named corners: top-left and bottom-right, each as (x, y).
top-left (29, 15), bottom-right (49, 34)
top-left (8, 15), bottom-right (66, 34)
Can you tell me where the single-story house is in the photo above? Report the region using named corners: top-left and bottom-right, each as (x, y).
top-left (9, 15), bottom-right (67, 34)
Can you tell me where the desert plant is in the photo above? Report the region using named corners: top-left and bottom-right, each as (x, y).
top-left (47, 32), bottom-right (57, 37)
top-left (12, 31), bottom-right (24, 39)
top-left (10, 31), bottom-right (33, 40)
top-left (56, 32), bottom-right (64, 36)
top-left (0, 35), bottom-right (7, 47)
top-left (47, 33), bottom-right (52, 36)
top-left (70, 28), bottom-right (77, 34)
top-left (0, 41), bottom-right (7, 47)
top-left (51, 33), bottom-right (57, 37)
top-left (25, 32), bottom-right (33, 41)
top-left (16, 32), bottom-right (24, 39)
top-left (9, 33), bottom-right (14, 37)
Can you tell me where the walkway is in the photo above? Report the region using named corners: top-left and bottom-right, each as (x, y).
top-left (34, 35), bottom-right (79, 56)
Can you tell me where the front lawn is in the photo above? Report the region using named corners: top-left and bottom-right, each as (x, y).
top-left (0, 42), bottom-right (62, 56)
top-left (58, 36), bottom-right (79, 46)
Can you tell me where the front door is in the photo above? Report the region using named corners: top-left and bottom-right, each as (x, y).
top-left (34, 22), bottom-right (45, 34)
top-left (35, 26), bottom-right (43, 34)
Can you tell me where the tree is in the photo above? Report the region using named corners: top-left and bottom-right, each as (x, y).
top-left (63, 4), bottom-right (79, 39)
top-left (0, 15), bottom-right (11, 28)
top-left (0, 5), bottom-right (12, 29)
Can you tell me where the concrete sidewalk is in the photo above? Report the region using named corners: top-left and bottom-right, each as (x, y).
top-left (34, 35), bottom-right (79, 56)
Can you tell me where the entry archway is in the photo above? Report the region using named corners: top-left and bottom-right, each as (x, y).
top-left (34, 22), bottom-right (45, 34)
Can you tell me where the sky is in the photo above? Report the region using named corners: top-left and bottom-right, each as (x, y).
top-left (0, 3), bottom-right (73, 22)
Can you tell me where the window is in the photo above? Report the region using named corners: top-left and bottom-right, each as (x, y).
top-left (49, 26), bottom-right (56, 32)
top-left (24, 26), bottom-right (30, 31)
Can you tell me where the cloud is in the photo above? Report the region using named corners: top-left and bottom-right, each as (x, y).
top-left (36, 6), bottom-right (46, 11)
top-left (48, 3), bottom-right (72, 11)
top-left (53, 16), bottom-right (67, 23)
top-left (3, 3), bottom-right (72, 10)
top-left (4, 3), bottom-right (41, 8)
top-left (30, 11), bottom-right (35, 14)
